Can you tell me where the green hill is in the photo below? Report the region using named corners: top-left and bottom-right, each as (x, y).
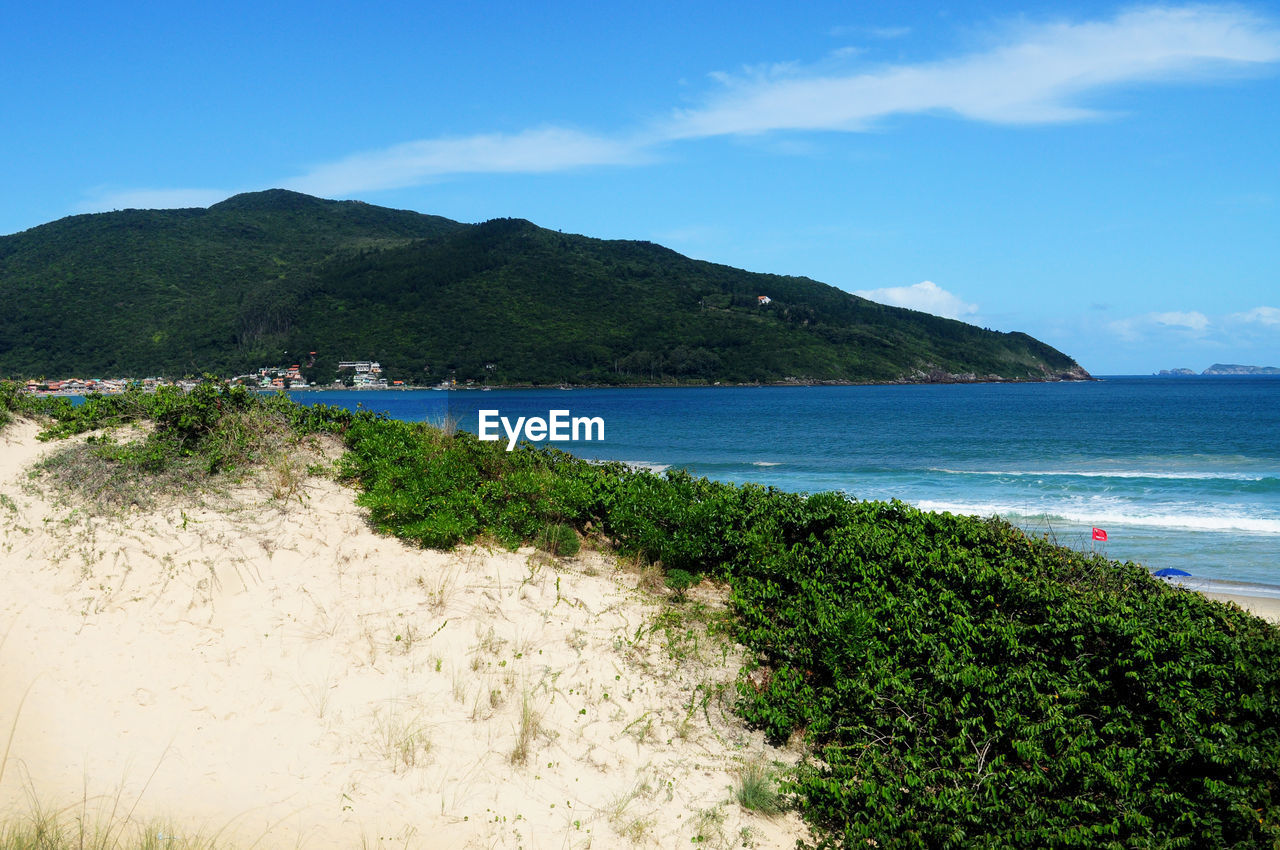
top-left (0, 190), bottom-right (1090, 384)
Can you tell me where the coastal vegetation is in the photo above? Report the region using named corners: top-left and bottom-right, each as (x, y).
top-left (0, 190), bottom-right (1087, 385)
top-left (4, 380), bottom-right (1276, 848)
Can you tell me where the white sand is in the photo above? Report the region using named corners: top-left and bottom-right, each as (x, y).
top-left (0, 419), bottom-right (807, 848)
top-left (1199, 592), bottom-right (1280, 624)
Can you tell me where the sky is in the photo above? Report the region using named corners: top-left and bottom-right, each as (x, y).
top-left (3, 0), bottom-right (1278, 375)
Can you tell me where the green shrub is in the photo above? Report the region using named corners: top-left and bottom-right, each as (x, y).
top-left (28, 379), bottom-right (357, 508)
top-left (731, 502), bottom-right (1280, 848)
top-left (0, 380), bottom-right (18, 428)
top-left (664, 568), bottom-right (697, 600)
top-left (537, 522), bottom-right (580, 557)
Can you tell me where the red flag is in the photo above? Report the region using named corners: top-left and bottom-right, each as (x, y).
top-left (1092, 527), bottom-right (1108, 542)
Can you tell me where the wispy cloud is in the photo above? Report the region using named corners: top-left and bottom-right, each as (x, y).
top-left (1232, 305), bottom-right (1280, 325)
top-left (1109, 309), bottom-right (1210, 341)
top-left (828, 25), bottom-right (911, 40)
top-left (1150, 310), bottom-right (1211, 331)
top-left (284, 128), bottom-right (648, 197)
top-left (666, 6), bottom-right (1280, 137)
top-left (75, 6), bottom-right (1280, 208)
top-left (853, 280), bottom-right (978, 320)
top-left (1108, 305), bottom-right (1280, 343)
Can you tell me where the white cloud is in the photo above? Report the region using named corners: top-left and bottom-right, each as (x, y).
top-left (666, 6), bottom-right (1280, 138)
top-left (828, 25), bottom-right (911, 40)
top-left (853, 280), bottom-right (978, 319)
top-left (77, 6), bottom-right (1280, 204)
top-left (284, 128), bottom-right (647, 197)
top-left (1094, 304), bottom-right (1280, 373)
top-left (1232, 305), bottom-right (1280, 326)
top-left (1108, 308), bottom-right (1216, 342)
top-left (1150, 310), bottom-right (1210, 331)
top-left (75, 187), bottom-right (231, 214)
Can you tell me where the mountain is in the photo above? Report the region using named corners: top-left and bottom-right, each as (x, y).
top-left (1202, 364), bottom-right (1280, 375)
top-left (0, 190), bottom-right (1090, 385)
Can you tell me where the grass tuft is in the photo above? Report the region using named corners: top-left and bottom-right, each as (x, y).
top-left (509, 689), bottom-right (543, 766)
top-left (372, 704), bottom-right (433, 772)
top-left (734, 762), bottom-right (783, 817)
top-left (0, 787), bottom-right (231, 850)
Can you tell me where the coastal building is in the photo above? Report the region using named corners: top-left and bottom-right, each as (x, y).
top-left (251, 365), bottom-right (310, 389)
top-left (757, 295), bottom-right (772, 305)
top-left (337, 360), bottom-right (388, 388)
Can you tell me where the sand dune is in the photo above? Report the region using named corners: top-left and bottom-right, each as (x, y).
top-left (0, 419), bottom-right (806, 848)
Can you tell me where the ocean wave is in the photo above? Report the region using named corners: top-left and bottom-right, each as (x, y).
top-left (913, 500), bottom-right (1280, 535)
top-left (929, 468), bottom-right (1273, 482)
top-left (751, 461), bottom-right (783, 467)
top-left (1167, 577), bottom-right (1280, 599)
top-left (620, 460), bottom-right (671, 473)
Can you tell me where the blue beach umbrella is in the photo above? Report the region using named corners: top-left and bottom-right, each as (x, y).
top-left (1154, 568), bottom-right (1192, 578)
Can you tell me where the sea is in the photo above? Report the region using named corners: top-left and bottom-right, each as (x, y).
top-left (289, 376), bottom-right (1280, 596)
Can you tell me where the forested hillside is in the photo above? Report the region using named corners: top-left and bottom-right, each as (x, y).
top-left (0, 190), bottom-right (1089, 384)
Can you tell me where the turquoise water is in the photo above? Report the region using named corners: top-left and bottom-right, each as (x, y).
top-left (290, 376), bottom-right (1280, 589)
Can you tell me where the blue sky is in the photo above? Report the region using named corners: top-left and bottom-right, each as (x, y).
top-left (4, 1), bottom-right (1278, 374)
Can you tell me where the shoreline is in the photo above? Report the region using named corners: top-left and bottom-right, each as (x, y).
top-left (1166, 576), bottom-right (1280, 623)
top-left (1200, 591), bottom-right (1280, 623)
top-left (15, 372), bottom-right (1097, 397)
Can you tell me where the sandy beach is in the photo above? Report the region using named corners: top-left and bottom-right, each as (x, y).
top-left (1198, 591), bottom-right (1280, 624)
top-left (0, 419), bottom-right (806, 848)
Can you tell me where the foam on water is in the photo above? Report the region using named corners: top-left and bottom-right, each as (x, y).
top-left (914, 500), bottom-right (1280, 535)
top-left (930, 468), bottom-right (1275, 482)
top-left (620, 460), bottom-right (671, 473)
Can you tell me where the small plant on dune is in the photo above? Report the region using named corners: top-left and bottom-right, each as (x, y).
top-left (393, 623), bottom-right (419, 654)
top-left (606, 776), bottom-right (656, 844)
top-left (663, 568), bottom-right (697, 602)
top-left (372, 704), bottom-right (432, 773)
top-left (509, 689), bottom-right (543, 766)
top-left (734, 762), bottom-right (783, 817)
top-left (417, 562), bottom-right (460, 612)
top-left (691, 805), bottom-right (728, 847)
top-left (268, 453), bottom-right (308, 502)
top-left (621, 712), bottom-right (654, 745)
top-left (536, 522), bottom-right (580, 558)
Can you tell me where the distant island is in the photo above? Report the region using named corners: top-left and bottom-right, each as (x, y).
top-left (1159, 364), bottom-right (1280, 376)
top-left (0, 189), bottom-right (1090, 386)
